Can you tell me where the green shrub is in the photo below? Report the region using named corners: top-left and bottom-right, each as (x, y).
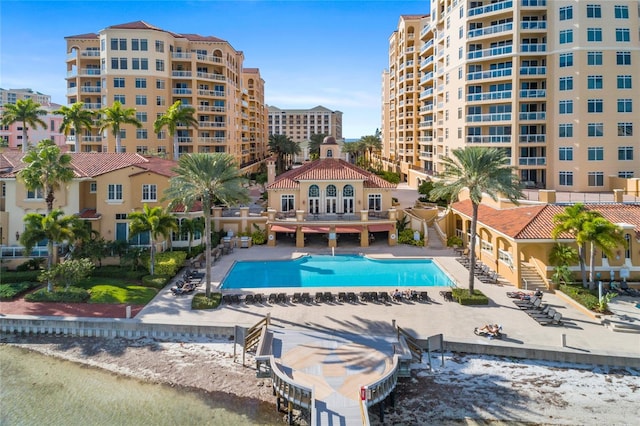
top-left (25, 286), bottom-right (91, 303)
top-left (142, 274), bottom-right (171, 289)
top-left (192, 292), bottom-right (222, 310)
top-left (452, 288), bottom-right (489, 305)
top-left (142, 251), bottom-right (187, 277)
top-left (0, 282), bottom-right (40, 300)
top-left (1, 270), bottom-right (40, 283)
top-left (92, 266), bottom-right (147, 281)
top-left (447, 236), bottom-right (463, 247)
top-left (397, 229), bottom-right (424, 246)
top-left (251, 230), bottom-right (266, 245)
top-left (559, 283), bottom-right (599, 311)
top-left (16, 258), bottom-right (45, 271)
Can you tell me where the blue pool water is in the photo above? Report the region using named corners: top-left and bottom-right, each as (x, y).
top-left (220, 254), bottom-right (454, 289)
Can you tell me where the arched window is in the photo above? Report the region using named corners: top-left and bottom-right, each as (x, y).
top-left (326, 149), bottom-right (333, 157)
top-left (326, 185), bottom-right (337, 213)
top-left (309, 185), bottom-right (320, 197)
top-left (308, 185), bottom-right (320, 214)
top-left (343, 184), bottom-right (354, 214)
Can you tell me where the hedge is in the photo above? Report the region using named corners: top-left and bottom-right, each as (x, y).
top-left (559, 283), bottom-right (599, 311)
top-left (25, 286), bottom-right (91, 303)
top-left (192, 292), bottom-right (222, 310)
top-left (1, 270), bottom-right (40, 283)
top-left (452, 288), bottom-right (489, 305)
top-left (142, 251), bottom-right (187, 276)
top-left (0, 282), bottom-right (40, 300)
top-left (142, 274), bottom-right (171, 289)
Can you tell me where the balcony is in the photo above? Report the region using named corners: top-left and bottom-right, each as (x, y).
top-left (518, 112), bottom-right (546, 120)
top-left (466, 135), bottom-right (512, 143)
top-left (468, 0), bottom-right (513, 17)
top-left (420, 39), bottom-right (434, 54)
top-left (419, 136), bottom-right (433, 143)
top-left (519, 89), bottom-right (546, 98)
top-left (520, 21), bottom-right (547, 30)
top-left (466, 113), bottom-right (512, 123)
top-left (196, 72), bottom-right (226, 82)
top-left (198, 105), bottom-right (226, 112)
top-left (420, 104), bottom-right (434, 113)
top-left (172, 88), bottom-right (193, 95)
top-left (519, 157), bottom-right (546, 166)
top-left (420, 55), bottom-right (434, 69)
top-left (521, 0), bottom-right (546, 7)
top-left (419, 120), bottom-right (434, 128)
top-left (520, 66), bottom-right (546, 75)
top-left (82, 103), bottom-right (102, 110)
top-left (80, 86), bottom-right (102, 94)
top-left (197, 122), bottom-right (225, 128)
top-left (419, 88), bottom-right (434, 99)
top-left (468, 22), bottom-right (513, 39)
top-left (198, 90), bottom-right (225, 97)
top-left (197, 136), bottom-right (226, 144)
top-left (420, 72), bottom-right (434, 84)
top-left (467, 68), bottom-right (512, 81)
top-left (177, 137), bottom-right (193, 143)
top-left (74, 68), bottom-right (101, 77)
top-left (519, 134), bottom-right (546, 143)
top-left (419, 151), bottom-right (434, 158)
top-left (172, 71), bottom-right (193, 78)
top-left (520, 43), bottom-right (546, 53)
top-left (467, 90), bottom-right (512, 102)
top-left (467, 45), bottom-right (513, 60)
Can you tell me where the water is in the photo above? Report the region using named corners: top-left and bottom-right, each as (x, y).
top-left (221, 254), bottom-right (454, 289)
top-left (0, 345), bottom-right (280, 426)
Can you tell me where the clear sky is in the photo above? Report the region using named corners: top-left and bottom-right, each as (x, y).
top-left (0, 0), bottom-right (428, 138)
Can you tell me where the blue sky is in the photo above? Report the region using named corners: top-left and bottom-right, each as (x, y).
top-left (0, 0), bottom-right (428, 138)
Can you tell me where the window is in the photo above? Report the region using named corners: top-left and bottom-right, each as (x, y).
top-left (559, 171), bottom-right (573, 186)
top-left (89, 182), bottom-right (97, 193)
top-left (559, 29), bottom-right (573, 44)
top-left (559, 147), bottom-right (573, 161)
top-left (587, 75), bottom-right (603, 89)
top-left (368, 194), bottom-right (382, 211)
top-left (155, 40), bottom-right (164, 52)
top-left (26, 187), bottom-right (44, 199)
top-left (588, 172), bottom-right (604, 187)
top-left (281, 194), bottom-right (294, 212)
top-left (156, 60), bottom-right (164, 72)
top-left (136, 145), bottom-right (148, 154)
top-left (588, 123), bottom-right (604, 137)
top-left (135, 95), bottom-right (147, 106)
top-left (136, 129), bottom-right (148, 139)
top-left (618, 122), bottom-right (633, 136)
top-left (156, 79), bottom-right (165, 89)
top-left (559, 5), bottom-right (573, 21)
top-left (142, 184), bottom-right (157, 201)
top-left (618, 171), bottom-right (634, 178)
top-left (587, 28), bottom-right (602, 42)
top-left (110, 38), bottom-right (127, 50)
top-left (617, 99), bottom-right (632, 112)
top-left (615, 5), bottom-right (629, 19)
top-left (588, 146), bottom-right (604, 160)
top-left (618, 146), bottom-right (633, 161)
top-left (136, 112), bottom-right (147, 122)
top-left (559, 76), bottom-right (573, 91)
top-left (617, 75), bottom-right (632, 89)
top-left (587, 99), bottom-right (603, 113)
top-left (559, 100), bottom-right (573, 114)
top-left (108, 184), bottom-right (123, 201)
top-left (617, 51), bottom-right (631, 65)
top-left (135, 78), bottom-right (147, 89)
top-left (559, 124), bottom-right (573, 138)
top-left (114, 94), bottom-right (125, 104)
top-left (587, 4), bottom-right (601, 18)
top-left (559, 53), bottom-right (573, 67)
top-left (587, 51), bottom-right (603, 65)
top-left (131, 38), bottom-right (147, 51)
top-left (113, 77), bottom-right (125, 88)
top-left (616, 28), bottom-right (630, 42)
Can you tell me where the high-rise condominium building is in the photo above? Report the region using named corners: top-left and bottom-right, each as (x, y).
top-left (267, 105), bottom-right (343, 143)
top-left (383, 1), bottom-right (640, 192)
top-left (65, 21), bottom-right (267, 167)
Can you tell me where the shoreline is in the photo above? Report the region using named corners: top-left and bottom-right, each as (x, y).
top-left (3, 334), bottom-right (639, 425)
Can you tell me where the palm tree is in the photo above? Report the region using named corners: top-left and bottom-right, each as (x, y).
top-left (429, 147), bottom-right (523, 295)
top-left (307, 133), bottom-right (327, 160)
top-left (552, 204), bottom-right (600, 288)
top-left (153, 100), bottom-right (198, 161)
top-left (341, 140), bottom-right (360, 164)
top-left (99, 101), bottom-right (142, 153)
top-left (180, 217), bottom-right (205, 253)
top-left (128, 204), bottom-right (177, 276)
top-left (164, 153), bottom-right (249, 297)
top-left (1, 98), bottom-right (47, 152)
top-left (359, 133), bottom-right (382, 168)
top-left (54, 102), bottom-right (95, 153)
top-left (584, 217), bottom-right (626, 288)
top-left (20, 209), bottom-right (88, 292)
top-left (268, 134), bottom-right (300, 174)
top-left (18, 139), bottom-right (75, 213)
top-left (548, 243), bottom-right (579, 287)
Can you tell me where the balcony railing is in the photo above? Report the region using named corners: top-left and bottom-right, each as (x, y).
top-left (196, 72), bottom-right (226, 81)
top-left (468, 22), bottom-right (513, 39)
top-left (519, 112), bottom-right (546, 120)
top-left (198, 137), bottom-right (226, 143)
top-left (420, 104), bottom-right (434, 113)
top-left (466, 135), bottom-right (512, 143)
top-left (519, 89), bottom-right (546, 98)
top-left (520, 43), bottom-right (547, 53)
top-left (198, 90), bottom-right (225, 97)
top-left (519, 134), bottom-right (546, 143)
top-left (466, 113), bottom-right (512, 122)
top-left (467, 68), bottom-right (512, 81)
top-left (468, 0), bottom-right (513, 17)
top-left (467, 90), bottom-right (512, 102)
top-left (172, 88), bottom-right (192, 95)
top-left (198, 105), bottom-right (226, 112)
top-left (520, 21), bottom-right (547, 30)
top-left (419, 136), bottom-right (433, 143)
top-left (172, 71), bottom-right (193, 78)
top-left (519, 157), bottom-right (546, 166)
top-left (82, 103), bottom-right (102, 110)
top-left (197, 122), bottom-right (225, 128)
top-left (468, 45), bottom-right (513, 60)
top-left (80, 86), bottom-right (102, 93)
top-left (522, 0), bottom-right (546, 7)
top-left (520, 66), bottom-right (546, 75)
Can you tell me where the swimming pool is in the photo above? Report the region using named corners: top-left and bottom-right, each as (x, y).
top-left (220, 254), bottom-right (454, 289)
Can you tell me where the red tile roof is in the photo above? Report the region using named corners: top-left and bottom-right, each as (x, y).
top-left (452, 200), bottom-right (640, 240)
top-left (130, 157), bottom-right (178, 178)
top-left (77, 208), bottom-right (101, 219)
top-left (267, 158), bottom-right (396, 190)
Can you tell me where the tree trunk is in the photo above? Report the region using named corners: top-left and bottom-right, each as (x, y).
top-left (589, 244), bottom-right (596, 290)
top-left (468, 203), bottom-right (479, 295)
top-left (47, 240), bottom-right (54, 292)
top-left (204, 209), bottom-right (212, 298)
top-left (150, 241), bottom-right (155, 276)
top-left (22, 128), bottom-right (28, 153)
top-left (115, 134), bottom-right (121, 153)
top-left (578, 244), bottom-right (588, 288)
top-left (173, 134), bottom-right (179, 161)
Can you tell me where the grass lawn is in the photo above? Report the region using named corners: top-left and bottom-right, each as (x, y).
top-left (76, 277), bottom-right (158, 305)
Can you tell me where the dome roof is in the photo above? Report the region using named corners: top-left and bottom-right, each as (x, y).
top-left (322, 136), bottom-right (337, 145)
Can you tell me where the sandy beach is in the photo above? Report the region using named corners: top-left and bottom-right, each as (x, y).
top-left (3, 335), bottom-right (638, 425)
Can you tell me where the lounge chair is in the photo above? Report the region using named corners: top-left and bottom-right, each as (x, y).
top-left (440, 290), bottom-right (453, 302)
top-left (231, 294), bottom-right (241, 304)
top-left (370, 292), bottom-right (380, 303)
top-left (514, 296), bottom-right (541, 309)
top-left (619, 281), bottom-right (640, 297)
top-left (291, 292), bottom-right (301, 303)
top-left (254, 293), bottom-right (264, 304)
top-left (419, 291), bottom-right (430, 302)
top-left (529, 307), bottom-right (555, 320)
top-left (379, 291), bottom-right (391, 303)
top-left (538, 311), bottom-right (563, 326)
top-left (245, 294), bottom-right (255, 304)
top-left (324, 292), bottom-right (335, 303)
top-left (338, 292), bottom-right (347, 303)
top-left (277, 293), bottom-right (287, 303)
top-left (359, 292), bottom-right (371, 302)
top-left (301, 292), bottom-right (311, 303)
top-left (315, 292), bottom-right (324, 303)
top-left (347, 292), bottom-right (357, 303)
top-left (222, 294), bottom-right (233, 304)
top-left (268, 293), bottom-right (278, 304)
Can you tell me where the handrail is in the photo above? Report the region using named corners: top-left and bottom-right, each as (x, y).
top-left (245, 313), bottom-right (270, 352)
top-left (361, 355), bottom-right (401, 407)
top-left (397, 327), bottom-right (422, 362)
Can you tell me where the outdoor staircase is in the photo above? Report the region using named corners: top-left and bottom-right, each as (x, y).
top-left (520, 262), bottom-right (548, 290)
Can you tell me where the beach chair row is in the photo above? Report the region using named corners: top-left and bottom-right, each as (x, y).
top-left (221, 290), bottom-right (432, 306)
top-left (514, 296), bottom-right (563, 326)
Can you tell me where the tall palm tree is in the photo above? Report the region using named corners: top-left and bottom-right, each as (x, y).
top-left (18, 139), bottom-right (75, 213)
top-left (552, 204), bottom-right (600, 288)
top-left (180, 217), bottom-right (205, 253)
top-left (154, 100), bottom-right (198, 161)
top-left (54, 102), bottom-right (95, 153)
top-left (99, 101), bottom-right (142, 153)
top-left (341, 140), bottom-right (360, 164)
top-left (307, 133), bottom-right (327, 160)
top-left (268, 134), bottom-right (300, 174)
top-left (128, 204), bottom-right (177, 276)
top-left (584, 217), bottom-right (626, 288)
top-left (429, 147), bottom-right (523, 295)
top-left (1, 98), bottom-right (47, 152)
top-left (359, 133), bottom-right (382, 168)
top-left (20, 210), bottom-right (88, 292)
top-left (164, 153), bottom-right (249, 297)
